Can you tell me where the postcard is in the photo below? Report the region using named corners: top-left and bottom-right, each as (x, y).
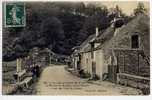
top-left (2, 0), bottom-right (150, 95)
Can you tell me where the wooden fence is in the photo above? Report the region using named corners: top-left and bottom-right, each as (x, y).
top-left (114, 49), bottom-right (150, 77)
top-left (108, 49), bottom-right (150, 83)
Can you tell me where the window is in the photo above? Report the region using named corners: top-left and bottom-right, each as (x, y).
top-left (131, 35), bottom-right (139, 48)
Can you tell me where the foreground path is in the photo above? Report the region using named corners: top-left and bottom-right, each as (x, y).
top-left (36, 65), bottom-right (141, 95)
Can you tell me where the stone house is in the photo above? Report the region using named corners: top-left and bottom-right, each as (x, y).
top-left (78, 27), bottom-right (115, 80)
top-left (71, 46), bottom-right (81, 70)
top-left (71, 14), bottom-right (150, 90)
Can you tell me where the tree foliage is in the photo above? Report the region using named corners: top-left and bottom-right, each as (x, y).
top-left (134, 2), bottom-right (147, 16)
top-left (3, 2), bottom-right (130, 61)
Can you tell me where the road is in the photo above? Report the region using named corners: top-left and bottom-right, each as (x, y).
top-left (36, 64), bottom-right (141, 95)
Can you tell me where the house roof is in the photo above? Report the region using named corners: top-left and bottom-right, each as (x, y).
top-left (78, 26), bottom-right (115, 53)
top-left (78, 27), bottom-right (109, 52)
top-left (94, 27), bottom-right (115, 43)
top-left (72, 14), bottom-right (149, 55)
top-left (95, 14), bottom-right (149, 50)
top-left (79, 34), bottom-right (96, 53)
top-left (80, 34), bottom-right (96, 48)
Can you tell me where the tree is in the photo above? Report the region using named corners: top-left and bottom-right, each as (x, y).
top-left (40, 17), bottom-right (65, 49)
top-left (134, 2), bottom-right (147, 16)
top-left (4, 2), bottom-right (126, 60)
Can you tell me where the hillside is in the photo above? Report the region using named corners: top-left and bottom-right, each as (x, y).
top-left (2, 2), bottom-right (129, 61)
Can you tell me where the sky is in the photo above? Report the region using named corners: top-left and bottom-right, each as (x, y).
top-left (99, 1), bottom-right (149, 15)
top-left (85, 1), bottom-right (149, 15)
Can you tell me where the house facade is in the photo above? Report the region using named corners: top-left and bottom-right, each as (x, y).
top-left (71, 14), bottom-right (150, 90)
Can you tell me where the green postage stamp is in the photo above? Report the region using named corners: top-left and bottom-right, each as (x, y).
top-left (4, 2), bottom-right (26, 27)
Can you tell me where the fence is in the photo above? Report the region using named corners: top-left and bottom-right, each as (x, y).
top-left (108, 49), bottom-right (150, 84)
top-left (113, 49), bottom-right (150, 77)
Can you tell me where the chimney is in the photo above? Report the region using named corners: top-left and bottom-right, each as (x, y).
top-left (111, 18), bottom-right (116, 28)
top-left (110, 5), bottom-right (124, 28)
top-left (111, 17), bottom-right (124, 28)
top-left (95, 27), bottom-right (99, 37)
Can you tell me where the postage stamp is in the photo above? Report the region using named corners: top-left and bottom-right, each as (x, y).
top-left (4, 2), bottom-right (26, 27)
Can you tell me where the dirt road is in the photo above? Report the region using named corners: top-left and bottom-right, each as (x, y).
top-left (36, 65), bottom-right (141, 95)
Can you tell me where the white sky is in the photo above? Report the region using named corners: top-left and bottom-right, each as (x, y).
top-left (95, 1), bottom-right (149, 15)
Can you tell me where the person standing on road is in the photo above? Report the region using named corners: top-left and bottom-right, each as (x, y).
top-left (35, 64), bottom-right (40, 78)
